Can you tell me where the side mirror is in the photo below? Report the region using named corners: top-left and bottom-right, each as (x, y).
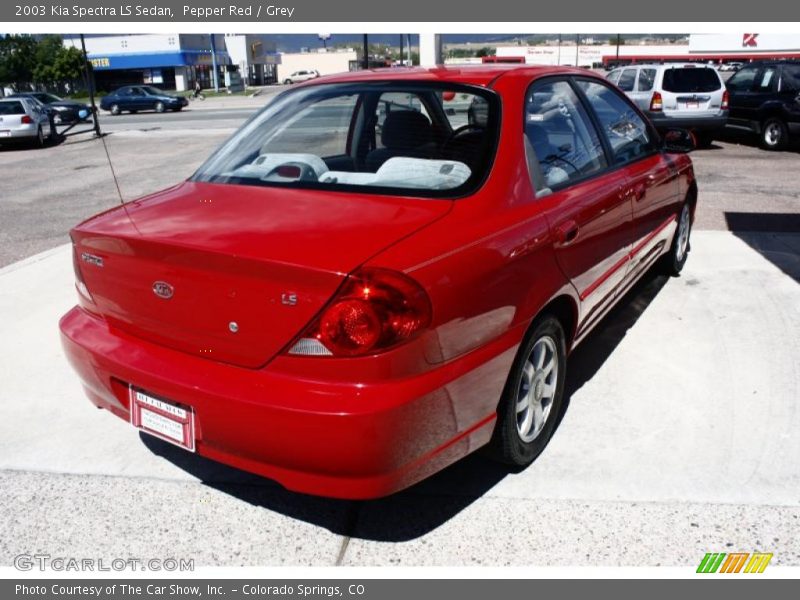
top-left (662, 128), bottom-right (696, 153)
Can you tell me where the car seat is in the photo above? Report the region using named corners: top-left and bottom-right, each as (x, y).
top-left (365, 110), bottom-right (435, 172)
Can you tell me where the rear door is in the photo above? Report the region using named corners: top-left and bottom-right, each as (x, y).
top-left (524, 77), bottom-right (632, 328)
top-left (629, 67), bottom-right (658, 112)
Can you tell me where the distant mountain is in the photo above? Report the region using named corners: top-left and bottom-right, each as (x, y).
top-left (270, 33), bottom-right (688, 52)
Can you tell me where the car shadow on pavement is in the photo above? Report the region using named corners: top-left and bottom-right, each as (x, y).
top-left (716, 129), bottom-right (800, 153)
top-left (724, 212), bottom-right (800, 283)
top-left (141, 270), bottom-right (670, 542)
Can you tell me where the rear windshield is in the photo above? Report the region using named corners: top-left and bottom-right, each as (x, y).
top-left (0, 101), bottom-right (25, 115)
top-left (662, 68), bottom-right (721, 93)
top-left (192, 82), bottom-right (500, 198)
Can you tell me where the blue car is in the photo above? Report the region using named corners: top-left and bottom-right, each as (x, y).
top-left (100, 85), bottom-right (188, 115)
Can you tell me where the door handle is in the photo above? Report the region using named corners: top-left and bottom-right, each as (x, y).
top-left (555, 220), bottom-right (579, 244)
top-left (632, 182), bottom-right (647, 201)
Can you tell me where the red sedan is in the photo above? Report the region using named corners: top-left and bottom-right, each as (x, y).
top-left (60, 66), bottom-right (696, 499)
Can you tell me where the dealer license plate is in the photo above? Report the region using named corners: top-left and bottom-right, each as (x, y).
top-left (129, 386), bottom-right (195, 451)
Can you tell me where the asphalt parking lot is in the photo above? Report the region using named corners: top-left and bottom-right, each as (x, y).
top-left (0, 97), bottom-right (798, 567)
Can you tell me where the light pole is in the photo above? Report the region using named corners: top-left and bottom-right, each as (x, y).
top-left (210, 34), bottom-right (219, 92)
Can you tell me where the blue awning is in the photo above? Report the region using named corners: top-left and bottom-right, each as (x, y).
top-left (89, 50), bottom-right (230, 71)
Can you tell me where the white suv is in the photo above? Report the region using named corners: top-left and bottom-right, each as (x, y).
top-left (283, 70), bottom-right (320, 85)
top-left (608, 63), bottom-right (728, 147)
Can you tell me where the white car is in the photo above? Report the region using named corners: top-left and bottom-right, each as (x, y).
top-left (0, 97), bottom-right (55, 148)
top-left (283, 70), bottom-right (320, 84)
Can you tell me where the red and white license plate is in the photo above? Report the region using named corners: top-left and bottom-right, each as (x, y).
top-left (683, 101), bottom-right (700, 108)
top-left (129, 386), bottom-right (195, 452)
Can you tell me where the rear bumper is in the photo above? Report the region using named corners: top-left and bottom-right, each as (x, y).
top-left (0, 124), bottom-right (38, 140)
top-left (647, 113), bottom-right (728, 132)
top-left (59, 306), bottom-right (516, 499)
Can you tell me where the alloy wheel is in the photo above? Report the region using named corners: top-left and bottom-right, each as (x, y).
top-left (515, 336), bottom-right (559, 443)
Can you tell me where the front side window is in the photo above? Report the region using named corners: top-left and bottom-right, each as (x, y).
top-left (577, 79), bottom-right (656, 165)
top-left (192, 82), bottom-right (500, 198)
top-left (524, 79), bottom-right (608, 191)
top-left (781, 65), bottom-right (800, 93)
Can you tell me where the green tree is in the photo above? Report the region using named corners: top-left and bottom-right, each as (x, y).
top-left (0, 34), bottom-right (37, 90)
top-left (33, 35), bottom-right (85, 86)
top-left (475, 47), bottom-right (495, 58)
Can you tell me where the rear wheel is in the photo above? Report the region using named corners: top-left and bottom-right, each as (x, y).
top-left (34, 126), bottom-right (44, 148)
top-left (284, 79), bottom-right (293, 85)
top-left (760, 117), bottom-right (788, 151)
top-left (110, 104), bottom-right (121, 116)
top-left (488, 316), bottom-right (567, 467)
top-left (662, 201), bottom-right (692, 276)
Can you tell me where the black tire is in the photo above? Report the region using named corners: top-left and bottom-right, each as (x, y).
top-left (488, 315), bottom-right (567, 467)
top-left (662, 201), bottom-right (692, 276)
top-left (154, 101), bottom-right (165, 113)
top-left (129, 109), bottom-right (137, 114)
top-left (34, 126), bottom-right (45, 148)
top-left (110, 104), bottom-right (120, 116)
top-left (284, 79), bottom-right (293, 85)
top-left (760, 117), bottom-right (788, 151)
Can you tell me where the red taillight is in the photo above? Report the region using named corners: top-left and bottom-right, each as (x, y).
top-left (650, 91), bottom-right (663, 112)
top-left (21, 115), bottom-right (33, 124)
top-left (288, 268), bottom-right (432, 357)
top-left (722, 90), bottom-right (729, 109)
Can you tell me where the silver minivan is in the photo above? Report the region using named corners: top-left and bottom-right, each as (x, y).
top-left (608, 63), bottom-right (728, 146)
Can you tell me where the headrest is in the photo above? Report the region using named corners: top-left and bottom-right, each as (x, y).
top-left (381, 110), bottom-right (433, 149)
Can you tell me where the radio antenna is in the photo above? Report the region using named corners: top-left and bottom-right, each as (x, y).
top-left (80, 33), bottom-right (125, 205)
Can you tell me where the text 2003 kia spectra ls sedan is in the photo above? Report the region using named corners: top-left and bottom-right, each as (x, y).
top-left (60, 66), bottom-right (696, 499)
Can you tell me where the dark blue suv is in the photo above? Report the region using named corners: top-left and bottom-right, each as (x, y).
top-left (725, 60), bottom-right (800, 150)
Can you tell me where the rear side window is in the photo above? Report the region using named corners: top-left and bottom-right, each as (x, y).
top-left (0, 101), bottom-right (25, 115)
top-left (757, 67), bottom-right (777, 91)
top-left (637, 69), bottom-right (657, 92)
top-left (662, 68), bottom-right (721, 93)
top-left (617, 69), bottom-right (636, 92)
top-left (577, 79), bottom-right (656, 165)
top-left (726, 66), bottom-right (758, 92)
top-left (525, 79), bottom-right (608, 191)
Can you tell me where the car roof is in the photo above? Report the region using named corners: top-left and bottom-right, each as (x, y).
top-left (304, 65), bottom-right (596, 88)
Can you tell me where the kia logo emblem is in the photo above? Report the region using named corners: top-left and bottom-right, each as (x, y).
top-left (152, 281), bottom-right (174, 299)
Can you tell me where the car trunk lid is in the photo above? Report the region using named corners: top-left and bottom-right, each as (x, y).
top-left (72, 181), bottom-right (451, 368)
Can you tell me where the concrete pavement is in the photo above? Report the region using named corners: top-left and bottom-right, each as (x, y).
top-left (0, 230), bottom-right (798, 565)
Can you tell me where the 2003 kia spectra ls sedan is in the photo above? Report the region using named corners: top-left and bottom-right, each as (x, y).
top-left (60, 66), bottom-right (696, 499)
